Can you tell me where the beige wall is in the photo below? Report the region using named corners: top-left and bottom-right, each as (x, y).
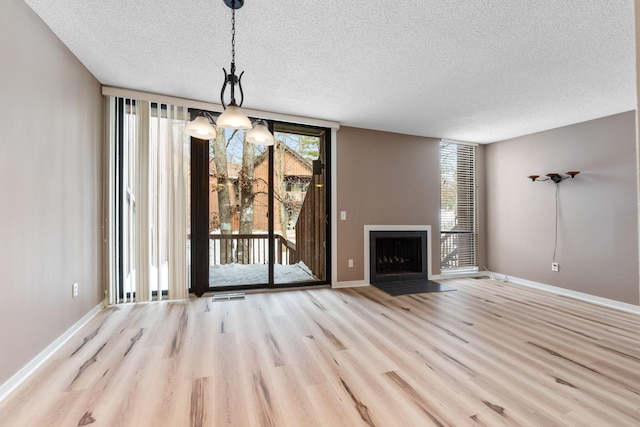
top-left (0, 0), bottom-right (103, 385)
top-left (485, 111), bottom-right (639, 305)
top-left (336, 127), bottom-right (442, 282)
top-left (635, 0), bottom-right (640, 308)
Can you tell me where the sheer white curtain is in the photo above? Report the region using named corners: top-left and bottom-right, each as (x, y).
top-left (109, 98), bottom-right (190, 303)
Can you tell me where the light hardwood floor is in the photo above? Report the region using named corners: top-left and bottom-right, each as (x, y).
top-left (0, 278), bottom-right (639, 426)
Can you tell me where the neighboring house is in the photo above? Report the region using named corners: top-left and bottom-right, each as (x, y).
top-left (254, 142), bottom-right (313, 236)
top-left (208, 141), bottom-right (313, 237)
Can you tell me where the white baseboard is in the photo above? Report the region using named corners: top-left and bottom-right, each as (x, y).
top-left (0, 300), bottom-right (106, 403)
top-left (432, 271), bottom-right (487, 280)
top-left (495, 273), bottom-right (640, 314)
top-left (333, 280), bottom-right (369, 288)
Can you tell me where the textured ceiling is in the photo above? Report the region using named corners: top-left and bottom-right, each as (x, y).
top-left (24, 0), bottom-right (636, 143)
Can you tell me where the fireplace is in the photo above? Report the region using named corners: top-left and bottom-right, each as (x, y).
top-left (369, 230), bottom-right (428, 283)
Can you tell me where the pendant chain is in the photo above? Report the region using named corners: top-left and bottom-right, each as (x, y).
top-left (231, 2), bottom-right (236, 65)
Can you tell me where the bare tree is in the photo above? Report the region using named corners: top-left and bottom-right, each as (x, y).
top-left (237, 134), bottom-right (255, 263)
top-left (211, 129), bottom-right (234, 264)
top-left (273, 141), bottom-right (289, 238)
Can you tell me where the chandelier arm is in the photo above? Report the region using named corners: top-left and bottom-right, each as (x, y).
top-left (203, 111), bottom-right (218, 122)
top-left (220, 68), bottom-right (229, 108)
top-left (237, 71), bottom-right (245, 107)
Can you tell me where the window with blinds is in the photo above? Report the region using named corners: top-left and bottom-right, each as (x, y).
top-left (440, 141), bottom-right (478, 272)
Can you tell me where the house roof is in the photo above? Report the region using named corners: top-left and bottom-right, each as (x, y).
top-left (254, 141), bottom-right (313, 174)
top-left (24, 0), bottom-right (636, 143)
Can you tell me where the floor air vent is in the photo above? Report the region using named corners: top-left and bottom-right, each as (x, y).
top-left (212, 292), bottom-right (246, 301)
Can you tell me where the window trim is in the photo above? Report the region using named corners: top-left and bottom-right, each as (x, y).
top-left (440, 140), bottom-right (478, 273)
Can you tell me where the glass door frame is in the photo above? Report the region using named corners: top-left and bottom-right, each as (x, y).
top-left (271, 122), bottom-right (331, 290)
top-left (189, 113), bottom-right (331, 296)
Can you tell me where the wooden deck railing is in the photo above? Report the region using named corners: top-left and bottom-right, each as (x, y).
top-left (440, 230), bottom-right (475, 271)
top-left (209, 233), bottom-right (297, 266)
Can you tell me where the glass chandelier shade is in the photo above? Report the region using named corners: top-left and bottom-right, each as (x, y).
top-left (246, 120), bottom-right (275, 145)
top-left (184, 115), bottom-right (217, 140)
top-left (216, 105), bottom-right (252, 130)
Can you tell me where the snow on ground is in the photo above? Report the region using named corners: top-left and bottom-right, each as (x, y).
top-left (209, 261), bottom-right (317, 287)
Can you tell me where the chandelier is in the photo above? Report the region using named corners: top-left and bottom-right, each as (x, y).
top-left (185, 0), bottom-right (275, 146)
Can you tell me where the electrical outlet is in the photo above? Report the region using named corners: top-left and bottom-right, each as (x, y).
top-left (551, 262), bottom-right (559, 272)
top-left (348, 259), bottom-right (353, 268)
top-left (72, 282), bottom-right (79, 297)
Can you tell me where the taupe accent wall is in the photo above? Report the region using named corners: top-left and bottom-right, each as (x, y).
top-left (0, 0), bottom-right (103, 385)
top-left (336, 127), bottom-right (442, 282)
top-left (485, 111), bottom-right (639, 305)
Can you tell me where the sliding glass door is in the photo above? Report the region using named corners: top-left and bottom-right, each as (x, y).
top-left (190, 117), bottom-right (330, 295)
top-left (272, 123), bottom-right (328, 286)
top-left (207, 127), bottom-right (270, 288)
